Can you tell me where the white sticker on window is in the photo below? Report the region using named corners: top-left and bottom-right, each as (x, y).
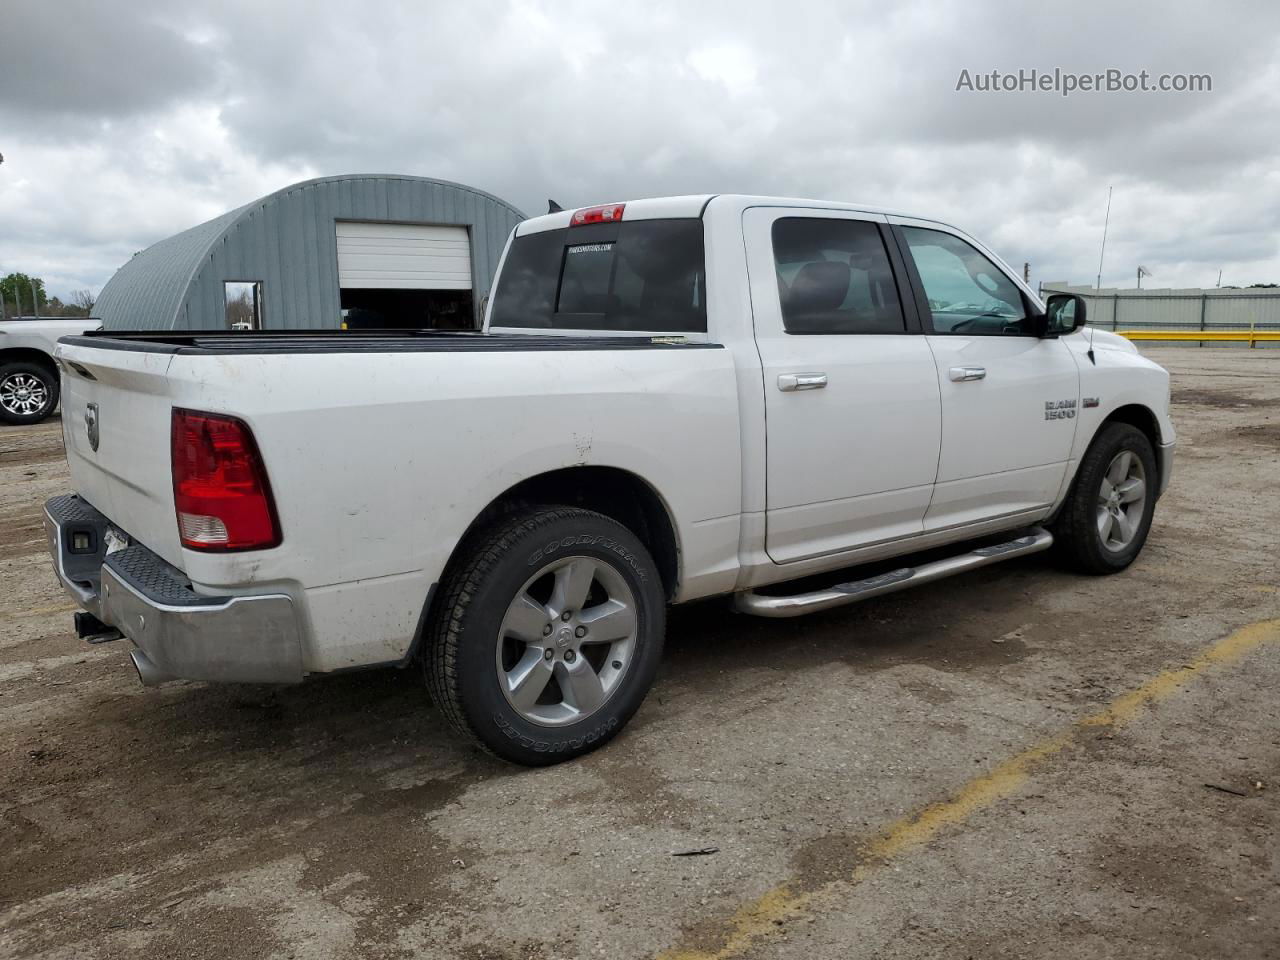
top-left (568, 243), bottom-right (614, 255)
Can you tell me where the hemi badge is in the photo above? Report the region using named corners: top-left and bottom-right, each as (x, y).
top-left (1083, 397), bottom-right (1101, 408)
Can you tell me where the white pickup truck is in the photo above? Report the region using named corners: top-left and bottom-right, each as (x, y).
top-left (45, 195), bottom-right (1174, 765)
top-left (1, 316), bottom-right (98, 424)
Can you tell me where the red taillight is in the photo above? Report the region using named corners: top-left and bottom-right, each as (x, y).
top-left (171, 408), bottom-right (281, 551)
top-left (570, 203), bottom-right (625, 226)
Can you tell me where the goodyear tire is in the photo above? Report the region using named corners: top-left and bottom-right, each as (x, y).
top-left (1052, 422), bottom-right (1158, 575)
top-left (424, 506), bottom-right (665, 765)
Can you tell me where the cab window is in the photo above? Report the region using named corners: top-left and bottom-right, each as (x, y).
top-left (771, 218), bottom-right (906, 334)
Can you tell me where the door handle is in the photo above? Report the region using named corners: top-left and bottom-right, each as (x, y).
top-left (948, 366), bottom-right (987, 382)
top-left (778, 372), bottom-right (828, 392)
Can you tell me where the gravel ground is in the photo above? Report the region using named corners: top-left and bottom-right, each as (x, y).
top-left (1, 347), bottom-right (1277, 960)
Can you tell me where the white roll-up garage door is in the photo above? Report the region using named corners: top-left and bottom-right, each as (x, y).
top-left (335, 222), bottom-right (472, 290)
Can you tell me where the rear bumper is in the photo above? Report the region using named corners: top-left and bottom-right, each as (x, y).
top-left (44, 494), bottom-right (304, 685)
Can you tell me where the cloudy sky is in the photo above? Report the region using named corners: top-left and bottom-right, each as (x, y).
top-left (2, 0), bottom-right (1278, 300)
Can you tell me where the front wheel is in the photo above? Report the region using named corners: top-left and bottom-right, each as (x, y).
top-left (0, 362), bottom-right (59, 426)
top-left (1052, 422), bottom-right (1158, 574)
top-left (424, 506), bottom-right (666, 765)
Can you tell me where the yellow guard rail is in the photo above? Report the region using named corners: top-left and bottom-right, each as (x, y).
top-left (1116, 329), bottom-right (1280, 347)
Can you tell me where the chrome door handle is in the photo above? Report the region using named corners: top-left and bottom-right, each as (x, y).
top-left (778, 372), bottom-right (828, 392)
top-left (949, 366), bottom-right (987, 382)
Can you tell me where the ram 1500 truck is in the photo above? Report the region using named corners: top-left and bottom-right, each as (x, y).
top-left (45, 195), bottom-right (1175, 765)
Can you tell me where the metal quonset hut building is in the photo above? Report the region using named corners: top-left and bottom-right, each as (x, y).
top-left (95, 175), bottom-right (525, 332)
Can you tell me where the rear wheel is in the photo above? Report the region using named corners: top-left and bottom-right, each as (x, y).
top-left (0, 362), bottom-right (58, 426)
top-left (424, 506), bottom-right (665, 765)
top-left (1052, 422), bottom-right (1157, 574)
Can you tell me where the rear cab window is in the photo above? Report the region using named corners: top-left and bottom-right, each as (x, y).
top-left (489, 218), bottom-right (706, 333)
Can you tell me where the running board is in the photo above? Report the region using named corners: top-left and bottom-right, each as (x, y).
top-left (733, 528), bottom-right (1054, 618)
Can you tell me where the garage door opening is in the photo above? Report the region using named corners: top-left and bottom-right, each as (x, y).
top-left (336, 221), bottom-right (475, 331)
top-left (340, 289), bottom-right (475, 330)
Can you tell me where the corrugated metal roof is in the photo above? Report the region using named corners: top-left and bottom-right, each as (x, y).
top-left (94, 202), bottom-right (253, 331)
top-left (96, 175), bottom-right (525, 331)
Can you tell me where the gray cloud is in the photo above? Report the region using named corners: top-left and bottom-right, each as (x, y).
top-left (0, 0), bottom-right (219, 122)
top-left (1, 0), bottom-right (1277, 298)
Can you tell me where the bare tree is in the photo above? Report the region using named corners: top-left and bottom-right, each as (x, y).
top-left (71, 289), bottom-right (96, 315)
top-left (225, 289), bottom-right (255, 329)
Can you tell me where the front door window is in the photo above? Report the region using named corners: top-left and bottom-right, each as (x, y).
top-left (901, 227), bottom-right (1032, 335)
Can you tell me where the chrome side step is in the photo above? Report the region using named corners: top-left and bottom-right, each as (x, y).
top-left (733, 528), bottom-right (1054, 618)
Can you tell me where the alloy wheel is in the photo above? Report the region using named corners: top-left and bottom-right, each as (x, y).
top-left (0, 373), bottom-right (49, 417)
top-left (495, 555), bottom-right (638, 727)
top-left (1096, 450), bottom-right (1147, 551)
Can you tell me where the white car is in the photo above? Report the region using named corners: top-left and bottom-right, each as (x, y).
top-left (0, 316), bottom-right (97, 424)
top-left (45, 195), bottom-right (1174, 765)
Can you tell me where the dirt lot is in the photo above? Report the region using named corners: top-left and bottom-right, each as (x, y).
top-left (1, 347), bottom-right (1277, 960)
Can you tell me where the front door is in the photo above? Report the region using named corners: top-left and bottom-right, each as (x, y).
top-left (891, 220), bottom-right (1080, 530)
top-left (744, 208), bottom-right (942, 564)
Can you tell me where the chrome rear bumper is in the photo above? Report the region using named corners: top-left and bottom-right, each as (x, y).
top-left (44, 494), bottom-right (304, 686)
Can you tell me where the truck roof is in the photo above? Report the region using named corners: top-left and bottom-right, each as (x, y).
top-left (515, 194), bottom-right (955, 236)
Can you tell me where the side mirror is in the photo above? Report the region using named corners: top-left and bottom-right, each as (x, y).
top-left (1043, 293), bottom-right (1087, 337)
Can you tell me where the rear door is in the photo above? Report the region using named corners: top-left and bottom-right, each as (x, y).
top-left (890, 220), bottom-right (1079, 529)
top-left (744, 207), bottom-right (942, 563)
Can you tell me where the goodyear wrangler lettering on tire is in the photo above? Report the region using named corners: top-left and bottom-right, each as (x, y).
top-left (424, 505), bottom-right (665, 766)
top-left (527, 534), bottom-right (646, 582)
top-left (494, 713), bottom-right (619, 753)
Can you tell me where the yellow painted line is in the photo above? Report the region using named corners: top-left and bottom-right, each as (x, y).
top-left (1081, 618), bottom-right (1279, 729)
top-left (657, 618), bottom-right (1280, 960)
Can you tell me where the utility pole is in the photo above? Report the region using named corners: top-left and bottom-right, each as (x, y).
top-left (30, 280), bottom-right (39, 318)
top-left (1022, 261), bottom-right (1030, 283)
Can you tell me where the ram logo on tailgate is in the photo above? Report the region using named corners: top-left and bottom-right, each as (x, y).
top-left (84, 402), bottom-right (100, 452)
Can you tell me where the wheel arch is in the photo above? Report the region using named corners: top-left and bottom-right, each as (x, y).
top-left (1100, 402), bottom-right (1163, 486)
top-left (1053, 402), bottom-right (1165, 526)
top-left (435, 465), bottom-right (682, 609)
top-left (0, 347), bottom-right (58, 379)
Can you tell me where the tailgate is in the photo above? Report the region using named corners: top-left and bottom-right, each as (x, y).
top-left (56, 341), bottom-right (183, 566)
